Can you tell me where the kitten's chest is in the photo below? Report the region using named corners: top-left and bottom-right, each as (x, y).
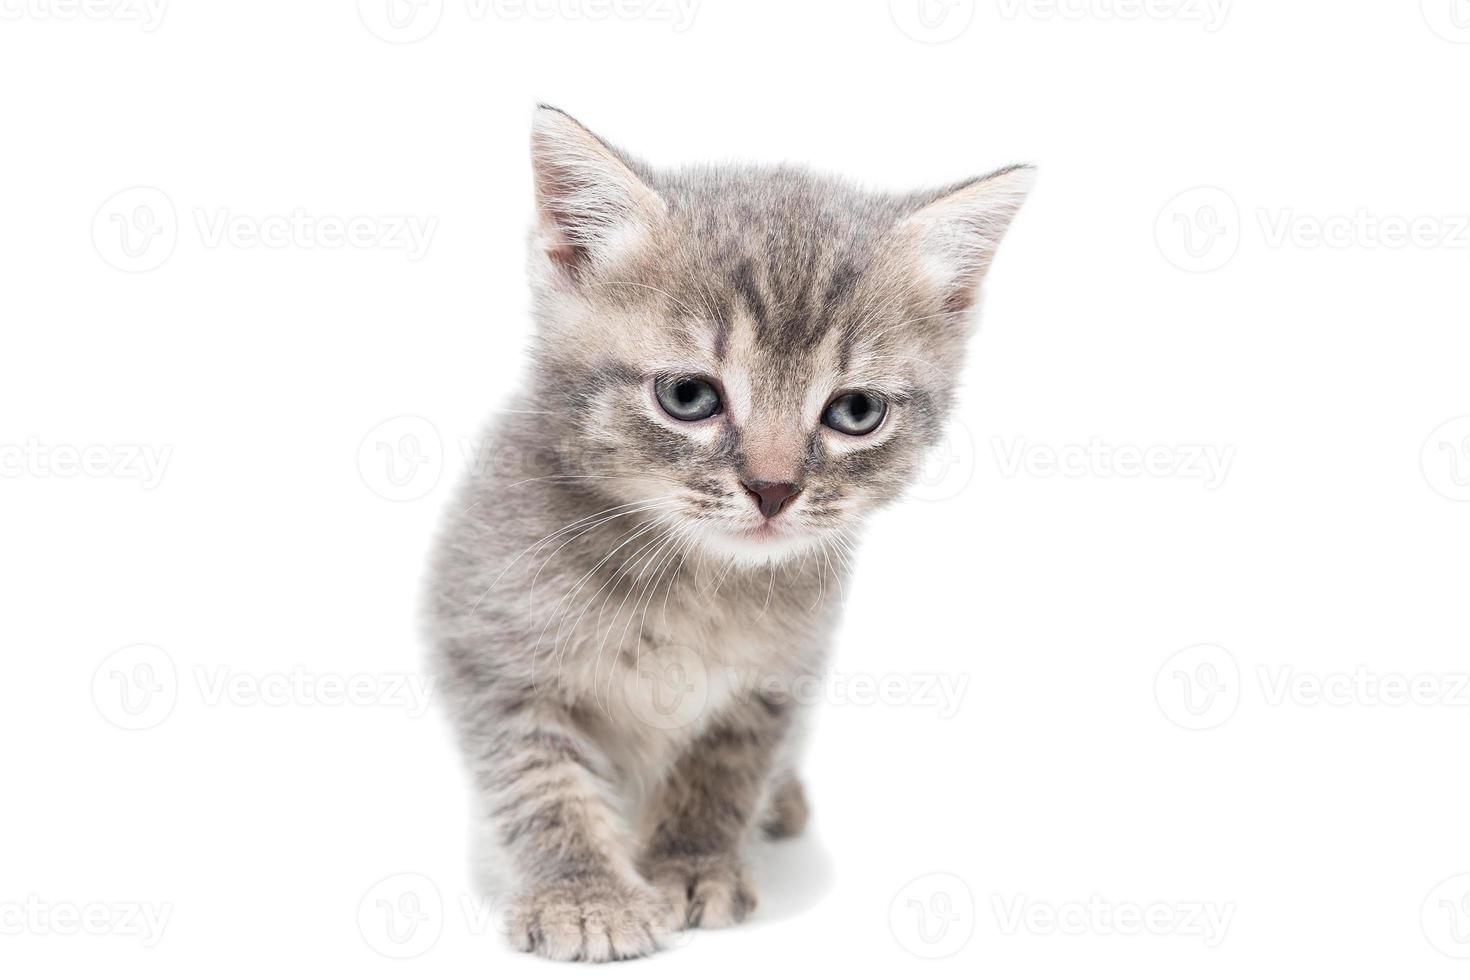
top-left (566, 570), bottom-right (835, 760)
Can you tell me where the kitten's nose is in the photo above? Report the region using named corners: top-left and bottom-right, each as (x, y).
top-left (741, 480), bottom-right (801, 519)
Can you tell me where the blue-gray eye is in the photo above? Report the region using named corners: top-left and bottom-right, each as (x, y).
top-left (655, 376), bottom-right (722, 422)
top-left (822, 391), bottom-right (886, 435)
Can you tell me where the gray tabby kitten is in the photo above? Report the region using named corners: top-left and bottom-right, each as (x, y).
top-left (427, 106), bottom-right (1031, 962)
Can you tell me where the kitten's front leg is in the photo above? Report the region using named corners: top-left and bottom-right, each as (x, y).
top-left (472, 704), bottom-right (674, 961)
top-left (641, 696), bottom-right (793, 929)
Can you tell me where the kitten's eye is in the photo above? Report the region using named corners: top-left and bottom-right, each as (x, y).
top-left (822, 390), bottom-right (886, 436)
top-left (655, 375), bottom-right (723, 422)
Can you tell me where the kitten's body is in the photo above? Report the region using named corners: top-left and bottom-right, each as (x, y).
top-left (428, 107), bottom-right (1031, 961)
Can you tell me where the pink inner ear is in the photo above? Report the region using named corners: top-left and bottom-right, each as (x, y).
top-left (544, 240), bottom-right (583, 274)
top-left (532, 156), bottom-right (586, 273)
top-left (942, 280), bottom-right (979, 315)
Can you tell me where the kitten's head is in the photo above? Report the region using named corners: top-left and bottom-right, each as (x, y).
top-left (523, 106), bottom-right (1032, 566)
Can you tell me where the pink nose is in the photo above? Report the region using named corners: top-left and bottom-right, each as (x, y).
top-left (741, 480), bottom-right (801, 519)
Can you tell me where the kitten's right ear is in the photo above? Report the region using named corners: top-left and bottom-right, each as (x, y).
top-left (530, 106), bottom-right (664, 277)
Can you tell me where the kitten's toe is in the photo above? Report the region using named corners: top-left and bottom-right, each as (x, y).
top-left (507, 877), bottom-right (673, 962)
top-left (647, 856), bottom-right (756, 929)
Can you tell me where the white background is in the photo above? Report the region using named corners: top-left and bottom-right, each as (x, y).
top-left (4, 1), bottom-right (1470, 976)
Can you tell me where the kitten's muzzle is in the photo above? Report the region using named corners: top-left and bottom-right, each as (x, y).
top-left (741, 480), bottom-right (802, 519)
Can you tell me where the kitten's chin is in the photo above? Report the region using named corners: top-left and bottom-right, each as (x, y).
top-left (695, 524), bottom-right (822, 568)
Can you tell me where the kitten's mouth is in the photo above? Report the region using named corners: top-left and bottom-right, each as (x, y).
top-left (696, 516), bottom-right (818, 566)
top-left (737, 522), bottom-right (787, 541)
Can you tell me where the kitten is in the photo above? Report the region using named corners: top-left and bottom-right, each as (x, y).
top-left (427, 105), bottom-right (1032, 962)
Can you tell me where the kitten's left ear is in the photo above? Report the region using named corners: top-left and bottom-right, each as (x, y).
top-left (530, 105), bottom-right (666, 277)
top-left (897, 164), bottom-right (1035, 313)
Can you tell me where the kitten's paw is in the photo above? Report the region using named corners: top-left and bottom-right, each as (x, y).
top-left (761, 774), bottom-right (810, 840)
top-left (506, 876), bottom-right (674, 962)
top-left (646, 855), bottom-right (756, 929)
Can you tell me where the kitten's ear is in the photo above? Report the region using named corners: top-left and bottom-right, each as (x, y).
top-left (897, 164), bottom-right (1035, 313)
top-left (530, 105), bottom-right (665, 276)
